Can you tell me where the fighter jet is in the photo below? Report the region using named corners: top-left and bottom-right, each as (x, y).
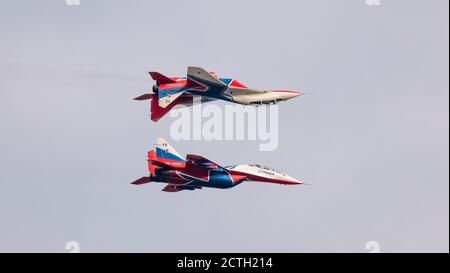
top-left (131, 138), bottom-right (303, 192)
top-left (134, 66), bottom-right (302, 122)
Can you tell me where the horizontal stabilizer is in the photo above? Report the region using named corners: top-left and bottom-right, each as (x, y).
top-left (131, 176), bottom-right (151, 185)
top-left (134, 94), bottom-right (153, 101)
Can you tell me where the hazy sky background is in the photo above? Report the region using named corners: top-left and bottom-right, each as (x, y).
top-left (0, 0), bottom-right (448, 252)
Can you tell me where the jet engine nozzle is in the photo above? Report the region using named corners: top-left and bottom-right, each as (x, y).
top-left (152, 85), bottom-right (159, 94)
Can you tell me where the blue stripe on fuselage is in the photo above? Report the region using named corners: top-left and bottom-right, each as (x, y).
top-left (158, 87), bottom-right (185, 99)
top-left (186, 180), bottom-right (242, 189)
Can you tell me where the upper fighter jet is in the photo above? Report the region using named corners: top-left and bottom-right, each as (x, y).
top-left (134, 66), bottom-right (302, 122)
top-left (131, 138), bottom-right (303, 192)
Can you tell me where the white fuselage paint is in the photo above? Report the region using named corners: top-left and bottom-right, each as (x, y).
top-left (225, 87), bottom-right (301, 105)
top-left (228, 164), bottom-right (301, 184)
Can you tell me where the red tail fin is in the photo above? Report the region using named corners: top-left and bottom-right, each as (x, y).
top-left (151, 93), bottom-right (176, 122)
top-left (150, 93), bottom-right (194, 122)
top-left (149, 72), bottom-right (176, 85)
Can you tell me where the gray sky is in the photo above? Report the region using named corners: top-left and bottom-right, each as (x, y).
top-left (0, 0), bottom-right (448, 252)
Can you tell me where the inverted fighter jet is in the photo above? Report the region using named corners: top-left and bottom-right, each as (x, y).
top-left (134, 66), bottom-right (302, 122)
top-left (131, 138), bottom-right (303, 192)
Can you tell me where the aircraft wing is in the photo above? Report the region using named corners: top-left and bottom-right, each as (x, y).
top-left (186, 154), bottom-right (225, 169)
top-left (187, 66), bottom-right (227, 87)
